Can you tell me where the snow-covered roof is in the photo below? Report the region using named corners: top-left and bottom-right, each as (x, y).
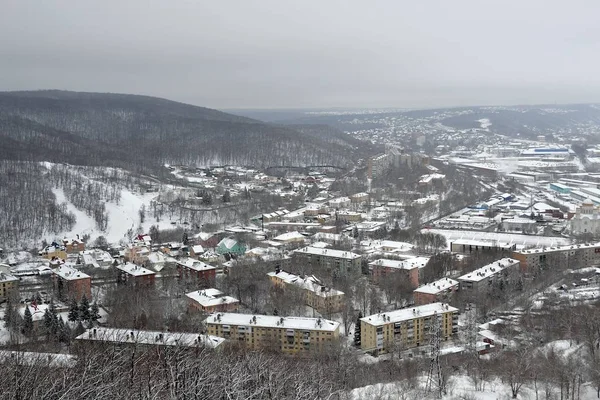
top-left (75, 328), bottom-right (225, 349)
top-left (0, 271), bottom-right (18, 283)
top-left (294, 246), bottom-right (360, 260)
top-left (218, 237), bottom-right (238, 249)
top-left (0, 351), bottom-right (77, 368)
top-left (516, 242), bottom-right (600, 255)
top-left (369, 257), bottom-right (429, 270)
top-left (205, 313), bottom-right (340, 332)
top-left (191, 245), bottom-right (205, 254)
top-left (115, 263), bottom-right (155, 277)
top-left (53, 265), bottom-right (90, 280)
top-left (458, 258), bottom-right (519, 282)
top-left (267, 270), bottom-right (344, 297)
top-left (414, 278), bottom-right (459, 295)
top-left (186, 288), bottom-right (239, 307)
top-left (177, 257), bottom-right (217, 272)
top-left (273, 231), bottom-right (305, 242)
top-left (361, 303), bottom-right (458, 327)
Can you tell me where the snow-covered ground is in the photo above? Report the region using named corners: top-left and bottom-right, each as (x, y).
top-left (425, 228), bottom-right (572, 250)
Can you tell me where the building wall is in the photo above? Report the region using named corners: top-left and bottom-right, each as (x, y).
top-left (188, 298), bottom-right (239, 314)
top-left (0, 279), bottom-right (18, 302)
top-left (178, 265), bottom-right (217, 284)
top-left (54, 277), bottom-right (92, 301)
top-left (206, 322), bottom-right (339, 355)
top-left (360, 310), bottom-right (458, 354)
top-left (371, 266), bottom-right (419, 288)
top-left (292, 253), bottom-right (361, 276)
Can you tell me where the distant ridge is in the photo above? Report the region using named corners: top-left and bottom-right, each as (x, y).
top-left (0, 90), bottom-right (362, 172)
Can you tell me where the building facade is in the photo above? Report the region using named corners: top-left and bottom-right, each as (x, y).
top-left (0, 271), bottom-right (19, 302)
top-left (52, 265), bottom-right (92, 301)
top-left (177, 258), bottom-right (217, 284)
top-left (413, 278), bottom-right (459, 305)
top-left (360, 303), bottom-right (459, 354)
top-left (292, 246), bottom-right (362, 276)
top-left (115, 263), bottom-right (156, 287)
top-left (204, 313), bottom-right (340, 355)
top-left (186, 288), bottom-right (239, 313)
top-left (512, 242), bottom-right (600, 272)
top-left (457, 258), bottom-right (520, 291)
top-left (267, 270), bottom-right (345, 314)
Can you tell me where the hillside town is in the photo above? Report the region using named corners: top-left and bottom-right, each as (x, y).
top-left (3, 135), bottom-right (600, 398)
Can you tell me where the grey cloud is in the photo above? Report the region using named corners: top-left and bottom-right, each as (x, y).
top-left (1, 0), bottom-right (600, 108)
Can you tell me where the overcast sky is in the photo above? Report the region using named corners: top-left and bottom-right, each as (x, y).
top-left (2, 1), bottom-right (600, 109)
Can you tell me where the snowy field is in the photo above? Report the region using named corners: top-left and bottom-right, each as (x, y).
top-left (425, 229), bottom-right (572, 250)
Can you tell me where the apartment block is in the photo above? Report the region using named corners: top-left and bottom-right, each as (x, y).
top-left (368, 258), bottom-right (426, 287)
top-left (512, 242), bottom-right (600, 272)
top-left (293, 246), bottom-right (361, 276)
top-left (76, 327), bottom-right (225, 350)
top-left (267, 269), bottom-right (345, 314)
top-left (52, 265), bottom-right (92, 301)
top-left (186, 288), bottom-right (239, 313)
top-left (413, 278), bottom-right (459, 305)
top-left (450, 239), bottom-right (515, 254)
top-left (0, 271), bottom-right (19, 302)
top-left (204, 313), bottom-right (340, 355)
top-left (360, 303), bottom-right (459, 354)
top-left (177, 258), bottom-right (217, 284)
top-left (115, 263), bottom-right (156, 287)
top-left (457, 258), bottom-right (520, 291)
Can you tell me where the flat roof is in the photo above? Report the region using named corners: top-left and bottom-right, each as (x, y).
top-left (177, 258), bottom-right (217, 271)
top-left (75, 328), bottom-right (225, 348)
top-left (516, 242), bottom-right (600, 255)
top-left (414, 278), bottom-right (460, 295)
top-left (205, 313), bottom-right (340, 332)
top-left (186, 288), bottom-right (239, 307)
top-left (457, 258), bottom-right (519, 282)
top-left (368, 257), bottom-right (429, 270)
top-left (361, 303), bottom-right (458, 327)
top-left (294, 246), bottom-right (361, 260)
top-left (52, 265), bottom-right (90, 280)
top-left (115, 263), bottom-right (155, 276)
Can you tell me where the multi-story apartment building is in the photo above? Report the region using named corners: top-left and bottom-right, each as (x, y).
top-left (360, 302), bottom-right (459, 354)
top-left (177, 258), bottom-right (217, 284)
top-left (368, 153), bottom-right (391, 179)
top-left (413, 278), bottom-right (459, 305)
top-left (52, 265), bottom-right (92, 301)
top-left (292, 246), bottom-right (361, 276)
top-left (512, 242), bottom-right (600, 272)
top-left (204, 313), bottom-right (340, 355)
top-left (450, 239), bottom-right (516, 255)
top-left (115, 263), bottom-right (156, 287)
top-left (368, 258), bottom-right (428, 287)
top-left (457, 258), bottom-right (520, 291)
top-left (75, 327), bottom-right (225, 350)
top-left (267, 269), bottom-right (345, 314)
top-left (0, 270), bottom-right (19, 302)
top-left (186, 288), bottom-right (239, 313)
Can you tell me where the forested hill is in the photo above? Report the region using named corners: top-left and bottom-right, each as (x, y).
top-left (0, 90), bottom-right (361, 171)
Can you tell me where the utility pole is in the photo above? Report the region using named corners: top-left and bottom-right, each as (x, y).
top-left (426, 311), bottom-right (444, 398)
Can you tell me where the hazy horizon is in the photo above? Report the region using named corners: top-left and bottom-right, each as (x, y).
top-left (2, 1), bottom-right (600, 109)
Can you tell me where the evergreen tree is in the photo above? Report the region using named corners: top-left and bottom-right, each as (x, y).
top-left (58, 317), bottom-right (70, 344)
top-left (90, 302), bottom-right (101, 325)
top-left (43, 308), bottom-right (53, 339)
top-left (34, 292), bottom-right (42, 304)
top-left (23, 306), bottom-right (34, 336)
top-left (79, 295), bottom-right (91, 322)
top-left (68, 298), bottom-right (80, 322)
top-left (49, 300), bottom-right (60, 338)
top-left (354, 311), bottom-right (363, 347)
top-left (222, 190), bottom-right (231, 203)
